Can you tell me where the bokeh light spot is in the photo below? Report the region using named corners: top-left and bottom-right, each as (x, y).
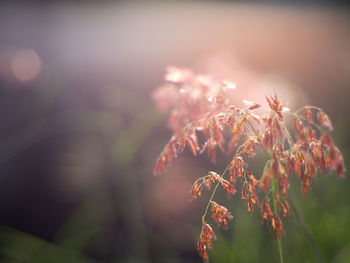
top-left (10, 49), bottom-right (41, 83)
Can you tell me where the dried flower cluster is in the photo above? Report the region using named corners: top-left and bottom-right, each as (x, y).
top-left (153, 67), bottom-right (345, 262)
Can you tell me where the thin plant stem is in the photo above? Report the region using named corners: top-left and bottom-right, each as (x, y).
top-left (284, 111), bottom-right (323, 131)
top-left (201, 162), bottom-right (231, 223)
top-left (294, 105), bottom-right (323, 115)
top-left (278, 239), bottom-right (284, 263)
top-left (289, 195), bottom-right (326, 263)
top-left (271, 173), bottom-right (284, 263)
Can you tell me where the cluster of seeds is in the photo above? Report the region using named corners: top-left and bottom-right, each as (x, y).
top-left (153, 67), bottom-right (345, 262)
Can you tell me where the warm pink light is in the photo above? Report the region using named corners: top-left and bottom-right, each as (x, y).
top-left (10, 49), bottom-right (41, 83)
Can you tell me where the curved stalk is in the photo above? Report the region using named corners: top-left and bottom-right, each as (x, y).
top-left (294, 105), bottom-right (323, 115)
top-left (201, 162), bottom-right (231, 223)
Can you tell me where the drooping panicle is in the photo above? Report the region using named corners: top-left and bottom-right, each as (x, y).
top-left (210, 201), bottom-right (233, 229)
top-left (261, 199), bottom-right (273, 221)
top-left (271, 214), bottom-right (284, 239)
top-left (198, 221), bottom-right (217, 262)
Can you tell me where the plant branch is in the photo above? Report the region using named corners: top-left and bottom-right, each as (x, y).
top-left (201, 162), bottom-right (231, 223)
top-left (271, 175), bottom-right (284, 263)
top-left (294, 105), bottom-right (323, 115)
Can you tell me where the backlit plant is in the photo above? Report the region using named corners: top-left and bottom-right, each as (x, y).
top-left (153, 67), bottom-right (345, 262)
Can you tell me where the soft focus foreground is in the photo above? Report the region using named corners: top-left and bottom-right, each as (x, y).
top-left (0, 1), bottom-right (350, 263)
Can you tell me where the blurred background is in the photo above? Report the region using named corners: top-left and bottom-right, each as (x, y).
top-left (0, 1), bottom-right (349, 262)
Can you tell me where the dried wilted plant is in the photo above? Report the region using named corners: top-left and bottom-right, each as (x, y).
top-left (153, 67), bottom-right (345, 262)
